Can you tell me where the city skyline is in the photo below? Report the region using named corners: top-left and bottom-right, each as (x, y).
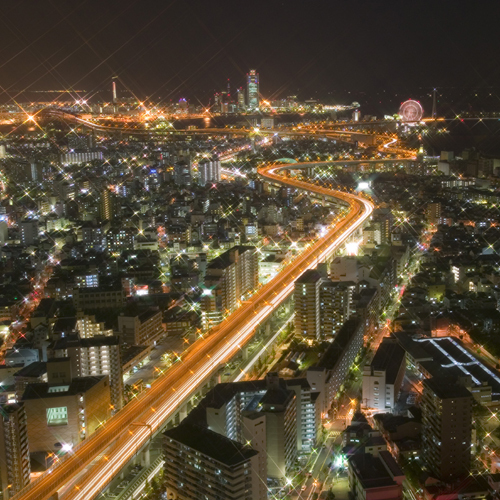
top-left (1, 2), bottom-right (500, 500)
top-left (0, 1), bottom-right (499, 106)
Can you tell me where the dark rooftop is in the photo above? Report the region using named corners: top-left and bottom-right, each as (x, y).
top-left (164, 422), bottom-right (258, 467)
top-left (21, 376), bottom-right (107, 400)
top-left (14, 361), bottom-right (47, 378)
top-left (423, 377), bottom-right (472, 400)
top-left (371, 339), bottom-right (405, 385)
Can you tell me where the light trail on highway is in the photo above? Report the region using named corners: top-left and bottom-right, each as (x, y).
top-left (12, 154), bottom-right (374, 500)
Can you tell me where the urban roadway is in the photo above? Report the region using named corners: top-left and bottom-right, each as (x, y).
top-left (12, 162), bottom-right (374, 500)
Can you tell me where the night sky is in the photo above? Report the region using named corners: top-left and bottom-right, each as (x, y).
top-left (1, 0), bottom-right (499, 110)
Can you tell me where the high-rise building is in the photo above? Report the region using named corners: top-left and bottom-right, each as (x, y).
top-left (173, 159), bottom-right (192, 187)
top-left (362, 339), bottom-right (406, 412)
top-left (294, 270), bottom-right (322, 341)
top-left (0, 403), bottom-right (31, 497)
top-left (425, 202), bottom-right (441, 225)
top-left (99, 189), bottom-right (115, 221)
top-left (421, 377), bottom-right (472, 481)
top-left (49, 335), bottom-right (123, 411)
top-left (202, 246), bottom-right (258, 329)
top-left (198, 158), bottom-right (221, 186)
top-left (246, 70), bottom-right (259, 110)
top-left (164, 422), bottom-right (263, 500)
top-left (19, 220), bottom-right (38, 246)
top-left (320, 280), bottom-right (353, 339)
top-left (117, 309), bottom-right (164, 346)
top-left (22, 358), bottom-right (111, 454)
top-left (237, 87), bottom-right (245, 111)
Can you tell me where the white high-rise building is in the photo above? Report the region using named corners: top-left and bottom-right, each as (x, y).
top-left (198, 158), bottom-right (221, 186)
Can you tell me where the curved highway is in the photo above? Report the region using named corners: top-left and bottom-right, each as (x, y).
top-left (12, 160), bottom-right (373, 500)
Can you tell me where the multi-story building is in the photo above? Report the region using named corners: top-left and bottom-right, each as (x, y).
top-left (76, 312), bottom-right (113, 338)
top-left (294, 270), bottom-right (322, 341)
top-left (321, 280), bottom-right (353, 339)
top-left (0, 403), bottom-right (31, 497)
top-left (348, 450), bottom-right (405, 500)
top-left (425, 202), bottom-right (441, 225)
top-left (198, 158), bottom-right (221, 186)
top-left (202, 246), bottom-right (258, 329)
top-left (19, 220), bottom-right (38, 246)
top-left (117, 309), bottom-right (164, 346)
top-left (307, 319), bottom-right (364, 415)
top-left (98, 189), bottom-right (115, 221)
top-left (73, 286), bottom-right (125, 311)
top-left (421, 377), bottom-right (472, 482)
top-left (49, 335), bottom-right (123, 411)
top-left (181, 374), bottom-right (315, 482)
top-left (362, 339), bottom-right (406, 412)
top-left (74, 272), bottom-right (99, 289)
top-left (173, 159), bottom-right (192, 187)
top-left (164, 422), bottom-right (263, 500)
top-left (80, 223), bottom-right (107, 252)
top-left (106, 227), bottom-right (135, 253)
top-left (22, 358), bottom-right (111, 454)
top-left (59, 151), bottom-right (103, 165)
top-left (246, 70), bottom-right (259, 110)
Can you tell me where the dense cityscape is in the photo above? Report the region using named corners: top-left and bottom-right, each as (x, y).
top-left (1, 2), bottom-right (500, 500)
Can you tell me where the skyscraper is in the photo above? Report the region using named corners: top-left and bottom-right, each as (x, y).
top-left (246, 70), bottom-right (259, 110)
top-left (237, 87), bottom-right (245, 111)
top-left (99, 189), bottom-right (115, 221)
top-left (421, 377), bottom-right (472, 481)
top-left (294, 270), bottom-right (322, 341)
top-left (0, 403), bottom-right (31, 497)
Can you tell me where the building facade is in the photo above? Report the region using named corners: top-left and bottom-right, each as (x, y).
top-left (421, 377), bottom-right (472, 481)
top-left (0, 403), bottom-right (31, 497)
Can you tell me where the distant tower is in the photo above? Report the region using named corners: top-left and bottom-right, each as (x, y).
top-left (112, 77), bottom-right (117, 104)
top-left (246, 70), bottom-right (260, 110)
top-left (237, 87), bottom-right (245, 111)
top-left (432, 88), bottom-right (437, 120)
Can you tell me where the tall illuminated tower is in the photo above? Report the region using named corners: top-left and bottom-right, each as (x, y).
top-left (246, 69), bottom-right (259, 110)
top-left (112, 77), bottom-right (117, 104)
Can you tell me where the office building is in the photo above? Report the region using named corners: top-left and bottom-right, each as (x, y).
top-left (246, 70), bottom-right (259, 110)
top-left (164, 422), bottom-right (263, 500)
top-left (421, 377), bottom-right (472, 482)
top-left (362, 339), bottom-right (406, 412)
top-left (117, 309), bottom-right (164, 346)
top-left (0, 404), bottom-right (31, 497)
top-left (294, 270), bottom-right (322, 341)
top-left (49, 335), bottom-right (123, 411)
top-left (22, 359), bottom-right (111, 454)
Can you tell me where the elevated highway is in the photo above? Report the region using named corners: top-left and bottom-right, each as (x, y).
top-left (12, 159), bottom-right (373, 500)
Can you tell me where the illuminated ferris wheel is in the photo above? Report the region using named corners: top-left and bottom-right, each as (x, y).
top-left (399, 100), bottom-right (424, 122)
